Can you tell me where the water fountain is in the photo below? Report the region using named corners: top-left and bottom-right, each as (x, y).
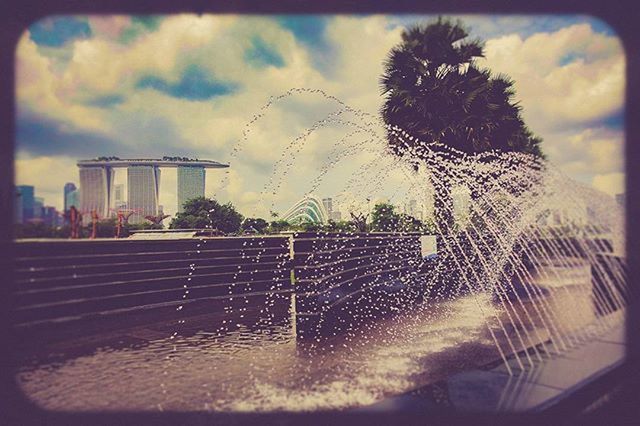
top-left (15, 88), bottom-right (630, 412)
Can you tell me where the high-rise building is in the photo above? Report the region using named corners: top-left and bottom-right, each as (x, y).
top-left (33, 197), bottom-right (44, 220)
top-left (128, 166), bottom-right (161, 224)
top-left (404, 199), bottom-right (418, 218)
top-left (14, 187), bottom-right (23, 224)
top-left (43, 206), bottom-right (58, 227)
top-left (177, 166), bottom-right (205, 212)
top-left (65, 189), bottom-right (80, 210)
top-left (63, 182), bottom-right (77, 213)
top-left (113, 184), bottom-right (126, 215)
top-left (114, 184), bottom-right (124, 204)
top-left (322, 197), bottom-right (344, 221)
top-left (322, 198), bottom-right (333, 216)
top-left (77, 157), bottom-right (228, 221)
top-left (16, 185), bottom-right (34, 222)
top-left (79, 166), bottom-right (115, 223)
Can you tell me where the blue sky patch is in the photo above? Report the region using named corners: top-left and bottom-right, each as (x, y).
top-left (136, 65), bottom-right (238, 100)
top-left (17, 111), bottom-right (121, 157)
top-left (119, 16), bottom-right (163, 44)
top-left (276, 15), bottom-right (335, 75)
top-left (245, 37), bottom-right (285, 68)
top-left (29, 16), bottom-right (92, 47)
top-left (597, 110), bottom-right (624, 129)
top-left (277, 15), bottom-right (329, 48)
top-left (559, 51), bottom-right (581, 66)
top-left (85, 94), bottom-right (125, 108)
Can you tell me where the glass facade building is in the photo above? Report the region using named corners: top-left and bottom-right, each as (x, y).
top-left (76, 158), bottom-right (228, 224)
top-left (34, 197), bottom-right (44, 220)
top-left (114, 184), bottom-right (124, 204)
top-left (177, 166), bottom-right (205, 212)
top-left (127, 166), bottom-right (161, 224)
top-left (79, 166), bottom-right (114, 223)
top-left (14, 187), bottom-right (23, 224)
top-left (65, 189), bottom-right (80, 211)
top-left (63, 182), bottom-right (77, 213)
top-left (283, 195), bottom-right (329, 224)
top-left (16, 185), bottom-right (34, 223)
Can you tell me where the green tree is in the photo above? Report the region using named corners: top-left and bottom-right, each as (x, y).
top-left (241, 218), bottom-right (269, 234)
top-left (371, 202), bottom-right (400, 232)
top-left (380, 17), bottom-right (543, 232)
top-left (371, 202), bottom-right (429, 233)
top-left (323, 219), bottom-right (356, 233)
top-left (127, 222), bottom-right (163, 232)
top-left (269, 219), bottom-right (291, 233)
top-left (169, 197), bottom-right (243, 234)
top-left (295, 220), bottom-right (322, 232)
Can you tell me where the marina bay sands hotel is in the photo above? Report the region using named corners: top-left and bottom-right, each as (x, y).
top-left (77, 157), bottom-right (229, 224)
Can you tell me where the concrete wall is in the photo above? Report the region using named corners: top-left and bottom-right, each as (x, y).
top-left (13, 233), bottom-right (432, 343)
top-left (291, 232), bottom-right (426, 341)
top-left (13, 236), bottom-right (293, 339)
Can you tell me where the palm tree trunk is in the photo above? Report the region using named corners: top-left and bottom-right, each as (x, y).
top-left (431, 175), bottom-right (454, 235)
top-left (430, 173), bottom-right (472, 298)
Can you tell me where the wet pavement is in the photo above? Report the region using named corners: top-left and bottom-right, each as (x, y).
top-left (17, 294), bottom-right (506, 411)
top-left (14, 262), bottom-right (623, 412)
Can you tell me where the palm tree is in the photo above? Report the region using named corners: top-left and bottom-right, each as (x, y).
top-left (380, 17), bottom-right (543, 232)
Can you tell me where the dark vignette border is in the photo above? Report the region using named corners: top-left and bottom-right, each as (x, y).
top-left (1, 1), bottom-right (638, 424)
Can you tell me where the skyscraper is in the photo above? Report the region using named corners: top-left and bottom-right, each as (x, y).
top-left (404, 199), bottom-right (418, 218)
top-left (127, 166), bottom-right (161, 224)
top-left (16, 185), bottom-right (34, 222)
top-left (322, 198), bottom-right (333, 216)
top-left (43, 206), bottom-right (58, 227)
top-left (114, 184), bottom-right (124, 204)
top-left (114, 184), bottom-right (127, 212)
top-left (14, 187), bottom-right (23, 224)
top-left (77, 157), bottom-right (228, 221)
top-left (177, 166), bottom-right (205, 212)
top-left (63, 182), bottom-right (77, 213)
top-left (79, 166), bottom-right (115, 222)
top-left (65, 189), bottom-right (80, 211)
top-left (33, 197), bottom-right (44, 220)
top-left (322, 197), bottom-right (342, 221)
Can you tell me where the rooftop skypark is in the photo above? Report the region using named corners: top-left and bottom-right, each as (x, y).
top-left (79, 157), bottom-right (229, 168)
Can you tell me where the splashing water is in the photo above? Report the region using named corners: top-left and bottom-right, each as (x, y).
top-left (220, 87), bottom-right (629, 371)
top-left (18, 88), bottom-right (630, 411)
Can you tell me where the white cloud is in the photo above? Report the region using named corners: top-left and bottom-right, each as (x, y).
top-left (592, 172), bottom-right (625, 195)
top-left (16, 34), bottom-right (109, 132)
top-left (479, 23), bottom-right (625, 133)
top-left (15, 15), bottom-right (627, 218)
top-left (543, 127), bottom-right (624, 179)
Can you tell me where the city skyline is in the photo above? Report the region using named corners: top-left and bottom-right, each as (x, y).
top-left (15, 14), bottom-right (625, 219)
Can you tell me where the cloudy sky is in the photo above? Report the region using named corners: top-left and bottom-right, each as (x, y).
top-left (14, 14), bottom-right (625, 219)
